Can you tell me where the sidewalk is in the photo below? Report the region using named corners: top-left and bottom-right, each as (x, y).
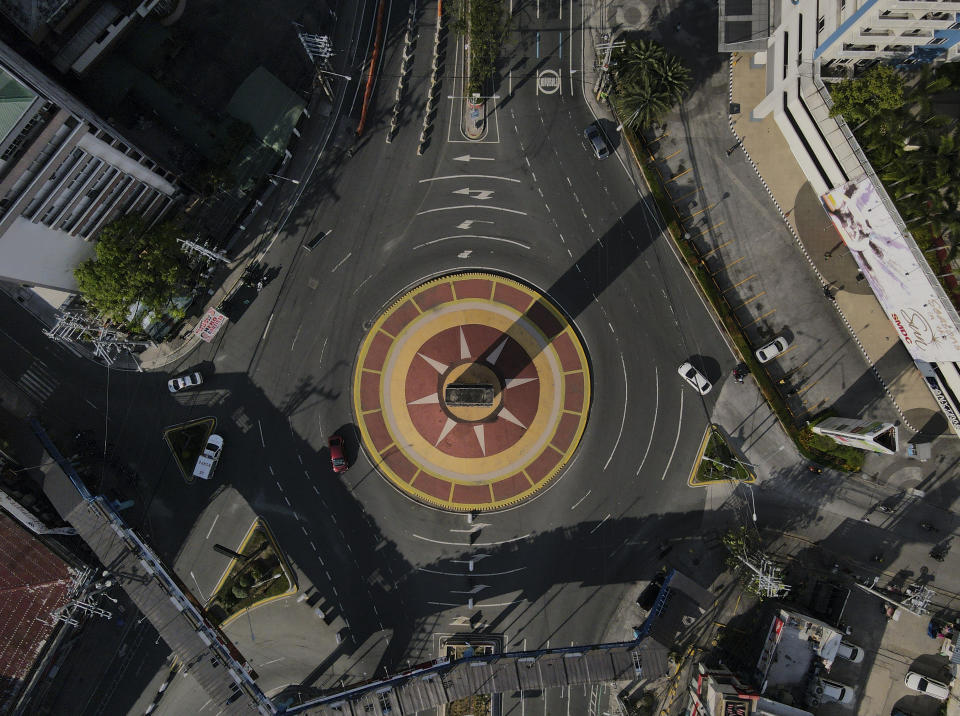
top-left (139, 88), bottom-right (344, 371)
top-left (729, 53), bottom-right (941, 434)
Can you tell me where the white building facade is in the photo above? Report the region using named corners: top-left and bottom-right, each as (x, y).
top-left (0, 40), bottom-right (179, 292)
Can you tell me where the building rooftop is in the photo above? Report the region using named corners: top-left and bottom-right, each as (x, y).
top-left (0, 511), bottom-right (73, 710)
top-left (0, 66), bottom-right (36, 140)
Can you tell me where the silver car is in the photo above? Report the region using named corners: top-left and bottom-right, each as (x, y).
top-left (584, 125), bottom-right (610, 159)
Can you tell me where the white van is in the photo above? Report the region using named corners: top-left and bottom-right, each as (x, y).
top-left (193, 434), bottom-right (224, 480)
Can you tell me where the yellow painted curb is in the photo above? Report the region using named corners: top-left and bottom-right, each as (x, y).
top-left (352, 272), bottom-right (592, 512)
top-left (686, 425), bottom-right (714, 488)
top-left (162, 416), bottom-right (216, 485)
top-left (211, 518), bottom-right (298, 628)
top-left (687, 424), bottom-right (756, 487)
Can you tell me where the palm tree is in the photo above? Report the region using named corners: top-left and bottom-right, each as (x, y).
top-left (612, 40), bottom-right (691, 132)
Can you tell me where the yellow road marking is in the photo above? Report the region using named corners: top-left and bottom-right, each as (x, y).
top-left (744, 308), bottom-right (776, 327)
top-left (702, 240), bottom-right (732, 258)
top-left (732, 291), bottom-right (766, 310)
top-left (690, 221), bottom-right (725, 238)
top-left (713, 256), bottom-right (744, 274)
top-left (648, 131), bottom-right (669, 143)
top-left (680, 202), bottom-right (717, 221)
top-left (666, 167), bottom-right (692, 183)
top-left (669, 185), bottom-right (702, 202)
top-left (661, 149), bottom-right (682, 161)
top-left (722, 273), bottom-right (757, 293)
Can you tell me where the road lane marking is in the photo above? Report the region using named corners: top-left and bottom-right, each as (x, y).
top-left (331, 253), bottom-right (352, 272)
top-left (412, 235), bottom-right (530, 249)
top-left (602, 354), bottom-right (628, 471)
top-left (571, 490), bottom-right (591, 509)
top-left (269, 465), bottom-right (275, 476)
top-left (589, 513), bottom-right (611, 534)
top-left (284, 496), bottom-right (291, 506)
top-left (262, 312), bottom-right (274, 340)
top-left (416, 205), bottom-right (526, 216)
top-left (290, 323), bottom-right (302, 351)
top-left (418, 566), bottom-right (527, 576)
top-left (205, 515), bottom-right (219, 539)
top-left (413, 533), bottom-right (529, 546)
top-left (660, 390), bottom-right (685, 480)
top-left (258, 420), bottom-right (265, 447)
top-left (420, 174), bottom-right (518, 182)
top-left (636, 366), bottom-right (660, 475)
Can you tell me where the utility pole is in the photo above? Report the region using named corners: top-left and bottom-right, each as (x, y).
top-left (45, 311), bottom-right (151, 367)
top-left (177, 237), bottom-right (229, 264)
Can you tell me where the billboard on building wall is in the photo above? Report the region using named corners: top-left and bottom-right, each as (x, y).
top-left (821, 179), bottom-right (960, 363)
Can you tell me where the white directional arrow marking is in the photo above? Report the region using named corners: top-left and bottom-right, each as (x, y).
top-left (457, 250), bottom-right (473, 258)
top-left (453, 188), bottom-right (494, 200)
top-left (456, 219), bottom-right (494, 229)
top-left (453, 154), bottom-right (495, 162)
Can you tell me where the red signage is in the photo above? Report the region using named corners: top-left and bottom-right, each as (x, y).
top-left (194, 308), bottom-right (228, 343)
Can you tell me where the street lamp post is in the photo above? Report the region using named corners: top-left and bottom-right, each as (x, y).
top-left (616, 106), bottom-right (642, 132)
top-left (266, 173), bottom-right (300, 185)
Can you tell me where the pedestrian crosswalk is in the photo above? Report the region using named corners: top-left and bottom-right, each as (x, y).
top-left (16, 361), bottom-right (59, 405)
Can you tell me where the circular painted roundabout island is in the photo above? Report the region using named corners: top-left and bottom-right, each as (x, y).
top-left (353, 273), bottom-right (591, 511)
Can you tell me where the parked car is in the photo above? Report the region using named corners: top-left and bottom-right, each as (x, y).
top-left (819, 678), bottom-right (854, 705)
top-left (678, 362), bottom-right (712, 395)
top-left (904, 671), bottom-right (949, 700)
top-left (836, 641), bottom-right (864, 663)
top-left (584, 124), bottom-right (610, 159)
top-left (328, 435), bottom-right (348, 473)
top-left (168, 371), bottom-right (202, 393)
top-left (755, 336), bottom-right (791, 363)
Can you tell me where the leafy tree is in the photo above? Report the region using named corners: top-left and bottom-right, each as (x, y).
top-left (613, 40), bottom-right (690, 132)
top-left (74, 216), bottom-right (192, 328)
top-left (231, 584), bottom-right (248, 600)
top-left (828, 64), bottom-right (904, 125)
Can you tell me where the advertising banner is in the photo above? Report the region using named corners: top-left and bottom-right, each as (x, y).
top-left (822, 179), bottom-right (960, 362)
top-left (194, 308), bottom-right (228, 343)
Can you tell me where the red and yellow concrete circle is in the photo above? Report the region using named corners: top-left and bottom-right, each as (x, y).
top-left (353, 273), bottom-right (591, 511)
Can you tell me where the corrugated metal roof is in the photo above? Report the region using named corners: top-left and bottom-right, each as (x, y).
top-left (0, 67), bottom-right (37, 141)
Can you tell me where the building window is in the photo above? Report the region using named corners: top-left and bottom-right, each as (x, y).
top-left (840, 0), bottom-right (846, 11)
top-left (818, 15), bottom-right (825, 31)
top-left (930, 36), bottom-right (947, 45)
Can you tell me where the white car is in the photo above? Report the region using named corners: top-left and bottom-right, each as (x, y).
top-left (836, 641), bottom-right (864, 664)
top-left (678, 362), bottom-right (712, 395)
top-left (819, 678), bottom-right (854, 705)
top-left (168, 371), bottom-right (203, 393)
top-left (192, 434), bottom-right (223, 481)
top-left (755, 337), bottom-right (790, 363)
top-left (904, 671), bottom-right (950, 700)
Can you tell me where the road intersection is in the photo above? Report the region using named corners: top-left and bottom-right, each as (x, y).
top-left (7, 0), bottom-right (960, 714)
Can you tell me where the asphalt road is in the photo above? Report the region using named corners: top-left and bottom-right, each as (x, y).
top-left (5, 0), bottom-right (930, 713)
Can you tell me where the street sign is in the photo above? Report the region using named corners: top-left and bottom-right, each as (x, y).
top-left (194, 308), bottom-right (228, 343)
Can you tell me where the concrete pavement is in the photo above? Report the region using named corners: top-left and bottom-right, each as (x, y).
top-left (729, 53), bottom-right (943, 435)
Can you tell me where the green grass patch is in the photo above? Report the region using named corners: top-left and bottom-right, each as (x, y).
top-left (619, 121), bottom-right (864, 473)
top-left (162, 417), bottom-right (216, 482)
top-left (696, 429), bottom-right (752, 484)
top-left (206, 523), bottom-right (291, 624)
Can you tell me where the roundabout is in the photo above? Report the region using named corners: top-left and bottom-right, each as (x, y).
top-left (353, 273), bottom-right (591, 511)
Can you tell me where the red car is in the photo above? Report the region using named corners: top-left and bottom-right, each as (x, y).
top-left (328, 435), bottom-right (348, 473)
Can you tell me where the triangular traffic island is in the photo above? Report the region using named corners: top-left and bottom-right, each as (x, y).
top-left (163, 417), bottom-right (216, 484)
top-left (688, 424), bottom-right (756, 487)
top-left (206, 519), bottom-right (297, 626)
